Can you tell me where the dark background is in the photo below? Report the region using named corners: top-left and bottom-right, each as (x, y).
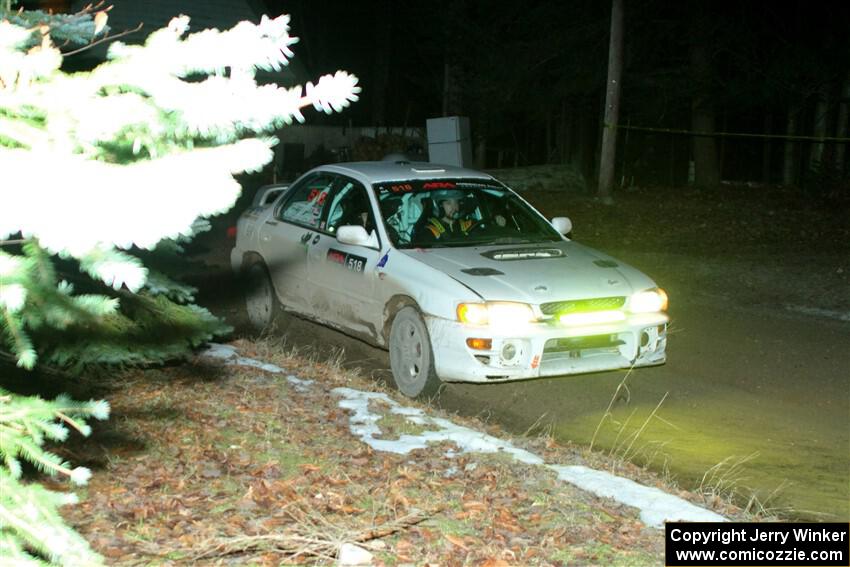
top-left (267, 0), bottom-right (850, 193)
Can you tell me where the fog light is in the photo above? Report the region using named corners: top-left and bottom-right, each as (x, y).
top-left (640, 331), bottom-right (650, 348)
top-left (466, 338), bottom-right (492, 350)
top-left (499, 341), bottom-right (522, 366)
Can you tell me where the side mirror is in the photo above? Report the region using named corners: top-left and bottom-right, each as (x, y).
top-left (551, 216), bottom-right (572, 235)
top-left (337, 225), bottom-right (377, 248)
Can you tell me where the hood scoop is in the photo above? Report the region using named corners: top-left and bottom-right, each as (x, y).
top-left (481, 247), bottom-right (564, 261)
top-left (461, 267), bottom-right (504, 276)
top-left (594, 259), bottom-right (619, 268)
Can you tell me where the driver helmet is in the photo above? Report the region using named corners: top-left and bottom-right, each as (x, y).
top-left (431, 189), bottom-right (465, 219)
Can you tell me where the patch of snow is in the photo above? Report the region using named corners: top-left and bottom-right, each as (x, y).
top-left (337, 542), bottom-right (373, 566)
top-left (784, 305), bottom-right (850, 322)
top-left (287, 374), bottom-right (314, 392)
top-left (334, 389), bottom-right (430, 454)
top-left (201, 343), bottom-right (286, 374)
top-left (333, 388), bottom-right (543, 464)
top-left (549, 465), bottom-right (726, 528)
top-left (391, 406), bottom-right (425, 417)
top-left (332, 386), bottom-right (725, 528)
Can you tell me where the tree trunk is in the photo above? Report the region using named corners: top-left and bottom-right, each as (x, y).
top-left (370, 0), bottom-right (392, 127)
top-left (441, 2), bottom-right (464, 117)
top-left (834, 74), bottom-right (850, 174)
top-left (718, 111), bottom-right (727, 179)
top-left (782, 108), bottom-right (799, 186)
top-left (809, 85), bottom-right (829, 169)
top-left (475, 134), bottom-right (487, 169)
top-left (560, 100), bottom-right (573, 164)
top-left (762, 113), bottom-right (773, 184)
top-left (597, 0), bottom-right (623, 204)
top-left (578, 103), bottom-right (594, 179)
top-left (689, 37), bottom-right (720, 189)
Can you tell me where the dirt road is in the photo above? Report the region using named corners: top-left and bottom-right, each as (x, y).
top-left (439, 294), bottom-right (850, 522)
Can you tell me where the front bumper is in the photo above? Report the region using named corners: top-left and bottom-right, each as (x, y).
top-left (426, 312), bottom-right (668, 383)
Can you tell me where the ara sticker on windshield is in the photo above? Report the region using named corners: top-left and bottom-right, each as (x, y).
top-left (327, 249), bottom-right (367, 274)
top-left (423, 181), bottom-right (456, 190)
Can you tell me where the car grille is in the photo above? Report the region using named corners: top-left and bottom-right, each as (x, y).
top-left (544, 335), bottom-right (625, 352)
top-left (540, 296), bottom-right (626, 316)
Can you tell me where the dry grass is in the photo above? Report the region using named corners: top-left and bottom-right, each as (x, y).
top-left (58, 337), bottom-right (680, 565)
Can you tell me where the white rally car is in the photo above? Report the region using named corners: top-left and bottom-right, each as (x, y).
top-left (231, 160), bottom-right (668, 398)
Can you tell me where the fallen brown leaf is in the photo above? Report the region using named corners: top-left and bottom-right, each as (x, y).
top-left (462, 500), bottom-right (488, 511)
top-left (444, 533), bottom-right (468, 550)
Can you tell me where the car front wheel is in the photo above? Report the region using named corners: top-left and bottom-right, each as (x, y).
top-left (388, 306), bottom-right (441, 398)
top-left (244, 261), bottom-right (285, 333)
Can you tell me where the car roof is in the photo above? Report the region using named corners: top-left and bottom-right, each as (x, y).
top-left (316, 161), bottom-right (496, 184)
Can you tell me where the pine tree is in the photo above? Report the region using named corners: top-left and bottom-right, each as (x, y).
top-left (0, 5), bottom-right (359, 563)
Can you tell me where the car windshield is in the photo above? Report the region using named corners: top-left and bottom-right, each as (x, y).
top-left (374, 178), bottom-right (563, 249)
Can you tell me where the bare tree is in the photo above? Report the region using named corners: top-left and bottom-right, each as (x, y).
top-left (597, 0), bottom-right (623, 204)
top-left (782, 107), bottom-right (799, 186)
top-left (689, 13), bottom-right (720, 190)
top-left (809, 84), bottom-right (830, 168)
top-left (836, 73), bottom-right (850, 173)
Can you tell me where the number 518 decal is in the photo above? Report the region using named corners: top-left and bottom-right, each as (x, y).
top-left (327, 249), bottom-right (367, 274)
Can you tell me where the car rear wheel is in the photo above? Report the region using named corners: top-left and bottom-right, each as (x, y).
top-left (244, 261), bottom-right (286, 333)
top-left (388, 307), bottom-right (441, 398)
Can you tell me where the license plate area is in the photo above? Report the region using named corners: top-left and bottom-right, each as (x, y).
top-left (544, 334), bottom-right (625, 356)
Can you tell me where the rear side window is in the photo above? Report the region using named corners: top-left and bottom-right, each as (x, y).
top-left (277, 174), bottom-right (335, 229)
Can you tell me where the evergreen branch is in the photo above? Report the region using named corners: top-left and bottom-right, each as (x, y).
top-left (78, 247), bottom-right (148, 292)
top-left (0, 2), bottom-right (110, 48)
top-left (0, 116), bottom-right (46, 148)
top-left (0, 470), bottom-right (104, 566)
top-left (62, 22), bottom-right (142, 57)
top-left (0, 531), bottom-right (49, 567)
top-left (1, 306), bottom-right (36, 368)
top-left (0, 349), bottom-right (74, 378)
top-left (22, 240), bottom-right (56, 289)
top-left (144, 270), bottom-right (196, 302)
top-left (53, 411), bottom-right (87, 436)
top-left (1, 11), bottom-right (357, 565)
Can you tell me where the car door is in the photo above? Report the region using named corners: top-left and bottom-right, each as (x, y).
top-left (257, 172), bottom-right (335, 316)
top-left (307, 176), bottom-right (383, 338)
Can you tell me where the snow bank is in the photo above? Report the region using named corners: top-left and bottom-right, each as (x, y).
top-left (549, 465), bottom-right (726, 527)
top-left (333, 388), bottom-right (543, 465)
top-left (201, 343), bottom-right (285, 374)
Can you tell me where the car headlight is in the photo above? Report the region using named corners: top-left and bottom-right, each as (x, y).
top-left (457, 301), bottom-right (536, 328)
top-left (629, 288), bottom-right (668, 313)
